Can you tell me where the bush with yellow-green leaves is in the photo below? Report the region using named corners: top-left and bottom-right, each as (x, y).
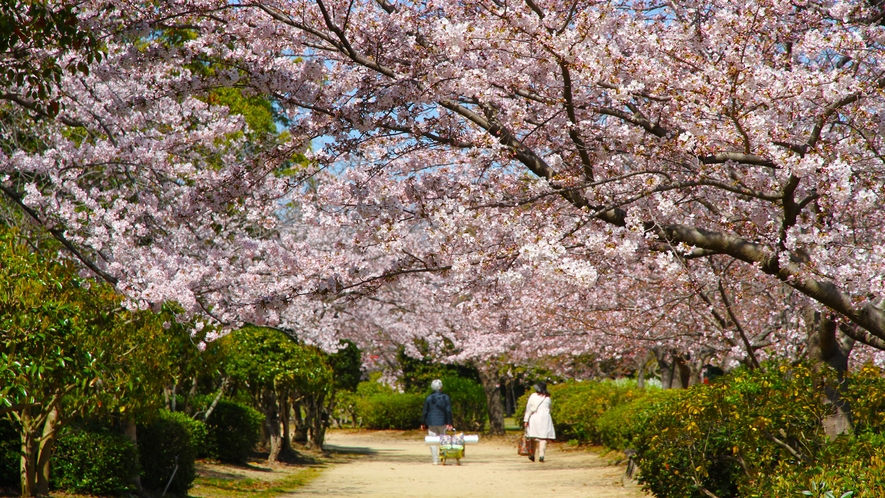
top-left (632, 362), bottom-right (885, 498)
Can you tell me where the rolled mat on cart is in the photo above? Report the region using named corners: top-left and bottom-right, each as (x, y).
top-left (424, 435), bottom-right (479, 444)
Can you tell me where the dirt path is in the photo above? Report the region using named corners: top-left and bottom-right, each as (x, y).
top-left (284, 430), bottom-right (651, 498)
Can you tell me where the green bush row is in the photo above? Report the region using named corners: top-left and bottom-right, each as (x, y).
top-left (438, 376), bottom-right (487, 432)
top-left (138, 410), bottom-right (198, 495)
top-left (346, 377), bottom-right (488, 431)
top-left (596, 390), bottom-right (674, 450)
top-left (628, 363), bottom-right (885, 498)
top-left (53, 429), bottom-right (140, 496)
top-left (0, 398), bottom-right (263, 496)
top-left (506, 365), bottom-right (885, 498)
top-left (514, 379), bottom-right (648, 445)
top-left (357, 393), bottom-right (425, 429)
top-left (204, 399), bottom-right (264, 463)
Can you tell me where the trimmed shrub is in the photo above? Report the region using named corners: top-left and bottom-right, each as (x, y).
top-left (356, 393), bottom-right (424, 429)
top-left (356, 379), bottom-right (396, 397)
top-left (596, 389), bottom-right (672, 451)
top-left (165, 411), bottom-right (209, 458)
top-left (52, 428), bottom-right (139, 496)
top-left (138, 410), bottom-right (196, 495)
top-left (515, 380), bottom-right (646, 444)
top-left (633, 362), bottom-right (843, 498)
top-left (440, 376), bottom-right (487, 432)
top-left (204, 400), bottom-right (262, 463)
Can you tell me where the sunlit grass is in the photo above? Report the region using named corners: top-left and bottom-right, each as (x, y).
top-left (189, 466), bottom-right (323, 498)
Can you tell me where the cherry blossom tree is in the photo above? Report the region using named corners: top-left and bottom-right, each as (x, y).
top-left (3, 0), bottom-right (885, 384)
top-left (231, 0), bottom-right (885, 347)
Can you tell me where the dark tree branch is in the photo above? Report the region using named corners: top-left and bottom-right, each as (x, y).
top-left (0, 185), bottom-right (119, 285)
top-left (718, 279), bottom-right (761, 369)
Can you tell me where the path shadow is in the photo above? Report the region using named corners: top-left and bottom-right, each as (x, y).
top-left (323, 443), bottom-right (431, 465)
top-left (324, 444), bottom-right (379, 456)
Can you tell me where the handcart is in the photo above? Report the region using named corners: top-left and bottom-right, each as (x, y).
top-left (425, 432), bottom-right (480, 466)
top-left (438, 433), bottom-right (465, 465)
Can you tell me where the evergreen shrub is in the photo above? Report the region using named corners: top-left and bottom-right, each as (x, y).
top-left (515, 380), bottom-right (645, 444)
top-left (356, 379), bottom-right (395, 397)
top-left (758, 432), bottom-right (885, 498)
top-left (165, 411), bottom-right (209, 458)
top-left (356, 393), bottom-right (424, 429)
top-left (596, 389), bottom-right (671, 451)
top-left (53, 428), bottom-right (139, 496)
top-left (204, 400), bottom-right (262, 463)
top-left (631, 362), bottom-right (885, 498)
top-left (138, 410), bottom-right (196, 495)
top-left (440, 376), bottom-right (487, 432)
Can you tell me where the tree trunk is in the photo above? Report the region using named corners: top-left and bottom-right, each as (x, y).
top-left (305, 394), bottom-right (327, 450)
top-left (476, 364), bottom-right (505, 435)
top-left (20, 410), bottom-right (38, 498)
top-left (263, 388), bottom-right (282, 463)
top-left (654, 349), bottom-right (675, 390)
top-left (636, 351), bottom-right (652, 389)
top-left (805, 309), bottom-right (855, 437)
top-left (163, 385), bottom-right (172, 411)
top-left (503, 378), bottom-right (514, 417)
top-left (166, 382), bottom-right (178, 412)
top-left (34, 407), bottom-right (60, 497)
top-left (202, 376), bottom-right (228, 421)
top-left (281, 395), bottom-right (292, 454)
top-left (292, 399), bottom-right (308, 443)
top-left (18, 404), bottom-right (59, 498)
top-left (183, 377), bottom-right (198, 414)
top-left (123, 419), bottom-right (145, 494)
top-left (673, 356), bottom-right (692, 388)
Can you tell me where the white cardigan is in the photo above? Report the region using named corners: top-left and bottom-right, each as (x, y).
top-left (523, 392), bottom-right (556, 439)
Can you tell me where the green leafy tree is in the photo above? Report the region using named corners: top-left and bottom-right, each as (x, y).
top-left (0, 227), bottom-right (205, 496)
top-left (221, 327), bottom-right (333, 459)
top-left (0, 228), bottom-right (114, 496)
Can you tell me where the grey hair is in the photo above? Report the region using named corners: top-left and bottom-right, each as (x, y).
top-left (431, 379), bottom-right (443, 391)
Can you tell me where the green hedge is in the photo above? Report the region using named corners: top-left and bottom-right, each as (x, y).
top-left (356, 393), bottom-right (424, 429)
top-left (439, 377), bottom-right (487, 432)
top-left (348, 378), bottom-right (484, 431)
top-left (515, 380), bottom-right (646, 444)
top-left (205, 400), bottom-right (263, 463)
top-left (760, 431), bottom-right (885, 497)
top-left (596, 389), bottom-right (673, 451)
top-left (138, 410), bottom-right (196, 495)
top-left (632, 362), bottom-right (885, 498)
top-left (166, 411), bottom-right (209, 458)
top-left (52, 428), bottom-right (139, 496)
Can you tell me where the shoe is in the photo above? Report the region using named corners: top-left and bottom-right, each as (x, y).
top-left (528, 455), bottom-right (535, 462)
top-left (539, 457), bottom-right (545, 463)
top-left (433, 461), bottom-right (439, 465)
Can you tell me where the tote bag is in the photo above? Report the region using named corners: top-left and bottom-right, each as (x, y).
top-left (517, 435), bottom-right (533, 456)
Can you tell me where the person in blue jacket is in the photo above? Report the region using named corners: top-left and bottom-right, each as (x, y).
top-left (420, 379), bottom-right (453, 465)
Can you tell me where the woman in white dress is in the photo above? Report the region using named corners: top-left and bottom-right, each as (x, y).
top-left (523, 382), bottom-right (555, 462)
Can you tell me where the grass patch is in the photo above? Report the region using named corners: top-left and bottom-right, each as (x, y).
top-left (190, 465), bottom-right (322, 498)
top-left (503, 417), bottom-right (522, 432)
